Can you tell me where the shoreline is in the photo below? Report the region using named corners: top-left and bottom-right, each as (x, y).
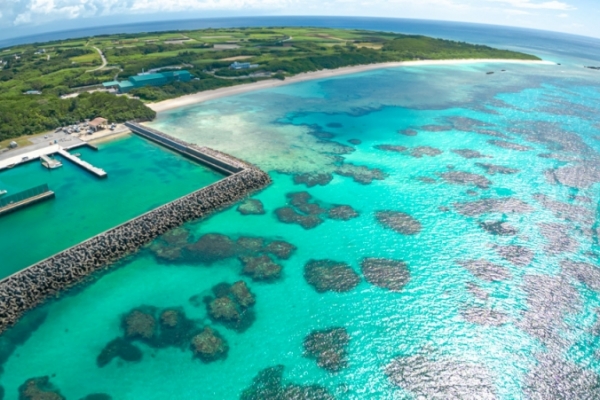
top-left (148, 59), bottom-right (554, 113)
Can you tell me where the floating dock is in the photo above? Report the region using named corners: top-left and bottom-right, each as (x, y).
top-left (0, 184), bottom-right (55, 217)
top-left (57, 149), bottom-right (107, 178)
top-left (40, 154), bottom-right (63, 169)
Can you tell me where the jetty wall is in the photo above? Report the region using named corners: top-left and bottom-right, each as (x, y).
top-left (0, 126), bottom-right (271, 333)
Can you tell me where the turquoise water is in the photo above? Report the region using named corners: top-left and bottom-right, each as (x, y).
top-left (1, 32), bottom-right (600, 399)
top-left (0, 134), bottom-right (223, 277)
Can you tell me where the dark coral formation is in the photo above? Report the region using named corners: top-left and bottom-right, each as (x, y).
top-left (533, 193), bottom-right (595, 225)
top-left (517, 274), bottom-right (580, 345)
top-left (18, 376), bottom-right (65, 400)
top-left (237, 199), bottom-right (266, 215)
top-left (479, 221), bottom-right (518, 236)
top-left (206, 281), bottom-right (256, 332)
top-left (460, 306), bottom-right (510, 326)
top-left (410, 146), bottom-right (443, 158)
top-left (187, 233), bottom-right (238, 264)
top-left (538, 223), bottom-right (579, 255)
top-left (488, 139), bottom-right (532, 151)
top-left (334, 163), bottom-right (387, 185)
top-left (421, 124), bottom-right (453, 132)
top-left (493, 245), bottom-right (534, 266)
top-left (327, 205), bottom-right (359, 221)
top-left (466, 282), bottom-right (489, 301)
top-left (275, 191), bottom-right (359, 229)
top-left (375, 144), bottom-right (408, 153)
top-left (190, 327), bottom-right (228, 363)
top-left (547, 163), bottom-right (600, 189)
top-left (386, 354), bottom-right (496, 399)
top-left (361, 258), bottom-right (410, 292)
top-left (451, 149), bottom-right (491, 159)
top-left (303, 327), bottom-right (350, 372)
top-left (275, 207), bottom-right (323, 229)
top-left (475, 163), bottom-right (519, 175)
top-left (445, 116), bottom-right (493, 132)
top-left (0, 133), bottom-right (271, 333)
top-left (439, 171), bottom-right (491, 189)
top-left (97, 338), bottom-right (143, 367)
top-left (120, 306), bottom-right (199, 350)
top-left (457, 259), bottom-right (511, 281)
top-left (264, 241), bottom-right (297, 260)
top-left (523, 352), bottom-right (600, 399)
top-left (561, 260), bottom-right (600, 292)
top-left (240, 365), bottom-right (335, 400)
top-left (304, 260), bottom-right (360, 293)
top-left (399, 128), bottom-right (418, 136)
top-left (348, 139), bottom-right (362, 145)
top-left (293, 173), bottom-right (334, 188)
top-left (416, 177), bottom-right (437, 184)
top-left (376, 211), bottom-right (422, 235)
top-left (240, 255), bottom-right (283, 281)
top-left (454, 198), bottom-right (534, 216)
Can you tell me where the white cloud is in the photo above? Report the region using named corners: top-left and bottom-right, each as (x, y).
top-left (487, 0), bottom-right (575, 10)
top-left (505, 9), bottom-right (531, 14)
top-left (558, 12), bottom-right (569, 17)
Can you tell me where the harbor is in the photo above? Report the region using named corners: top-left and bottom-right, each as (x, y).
top-left (0, 133), bottom-right (226, 277)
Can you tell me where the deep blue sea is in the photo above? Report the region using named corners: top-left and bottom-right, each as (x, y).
top-left (1, 17), bottom-right (600, 400)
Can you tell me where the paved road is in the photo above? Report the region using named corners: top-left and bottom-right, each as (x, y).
top-left (0, 131), bottom-right (83, 163)
top-left (86, 46), bottom-right (107, 73)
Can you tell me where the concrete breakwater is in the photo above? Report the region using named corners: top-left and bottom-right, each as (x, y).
top-left (0, 127), bottom-right (271, 333)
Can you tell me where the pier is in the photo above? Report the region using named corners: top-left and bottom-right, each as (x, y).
top-left (0, 184), bottom-right (55, 217)
top-left (57, 148), bottom-right (107, 178)
top-left (0, 144), bottom-right (106, 178)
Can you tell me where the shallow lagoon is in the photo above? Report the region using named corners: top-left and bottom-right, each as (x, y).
top-left (1, 29), bottom-right (600, 400)
top-left (0, 134), bottom-right (223, 277)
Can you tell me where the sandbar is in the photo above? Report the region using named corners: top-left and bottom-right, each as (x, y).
top-left (148, 59), bottom-right (554, 113)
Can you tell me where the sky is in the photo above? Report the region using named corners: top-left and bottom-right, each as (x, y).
top-left (0, 0), bottom-right (598, 41)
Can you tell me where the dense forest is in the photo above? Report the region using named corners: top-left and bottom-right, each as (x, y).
top-left (0, 27), bottom-right (540, 142)
top-left (0, 92), bottom-right (155, 139)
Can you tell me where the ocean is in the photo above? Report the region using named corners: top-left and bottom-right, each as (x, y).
top-left (1, 17), bottom-right (600, 399)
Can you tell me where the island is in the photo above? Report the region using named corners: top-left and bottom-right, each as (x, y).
top-left (0, 27), bottom-right (541, 146)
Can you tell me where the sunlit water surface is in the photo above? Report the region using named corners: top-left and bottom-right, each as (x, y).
top-left (1, 20), bottom-right (600, 400)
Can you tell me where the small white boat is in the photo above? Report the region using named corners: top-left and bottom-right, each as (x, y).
top-left (6, 163), bottom-right (16, 169)
top-left (0, 190), bottom-right (7, 196)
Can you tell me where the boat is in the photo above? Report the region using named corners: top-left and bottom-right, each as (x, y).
top-left (6, 163), bottom-right (16, 169)
top-left (0, 190), bottom-right (7, 196)
top-left (73, 153), bottom-right (81, 157)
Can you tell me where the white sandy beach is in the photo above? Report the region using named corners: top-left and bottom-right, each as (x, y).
top-left (147, 59), bottom-right (555, 113)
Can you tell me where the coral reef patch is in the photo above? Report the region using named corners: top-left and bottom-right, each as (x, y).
top-left (334, 163), bottom-right (387, 185)
top-left (304, 260), bottom-right (360, 293)
top-left (488, 140), bottom-right (532, 151)
top-left (361, 258), bottom-right (410, 292)
top-left (190, 327), bottom-right (228, 363)
top-left (237, 199), bottom-right (266, 215)
top-left (303, 327), bottom-right (350, 372)
top-left (275, 191), bottom-right (359, 229)
top-left (475, 163), bottom-right (519, 175)
top-left (454, 198), bottom-right (534, 216)
top-left (451, 149), bottom-right (491, 159)
top-left (457, 259), bottom-right (511, 281)
top-left (479, 221), bottom-right (518, 236)
top-left (461, 306), bottom-right (510, 326)
top-left (205, 281), bottom-right (256, 332)
top-left (293, 173), bottom-right (334, 188)
top-left (386, 354), bottom-right (496, 399)
top-left (240, 365), bottom-right (335, 400)
top-left (493, 245), bottom-right (534, 266)
top-left (375, 211), bottom-right (421, 235)
top-left (18, 376), bottom-right (65, 400)
top-left (439, 171), bottom-right (491, 189)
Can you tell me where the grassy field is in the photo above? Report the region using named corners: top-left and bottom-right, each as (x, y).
top-left (0, 27), bottom-right (540, 142)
